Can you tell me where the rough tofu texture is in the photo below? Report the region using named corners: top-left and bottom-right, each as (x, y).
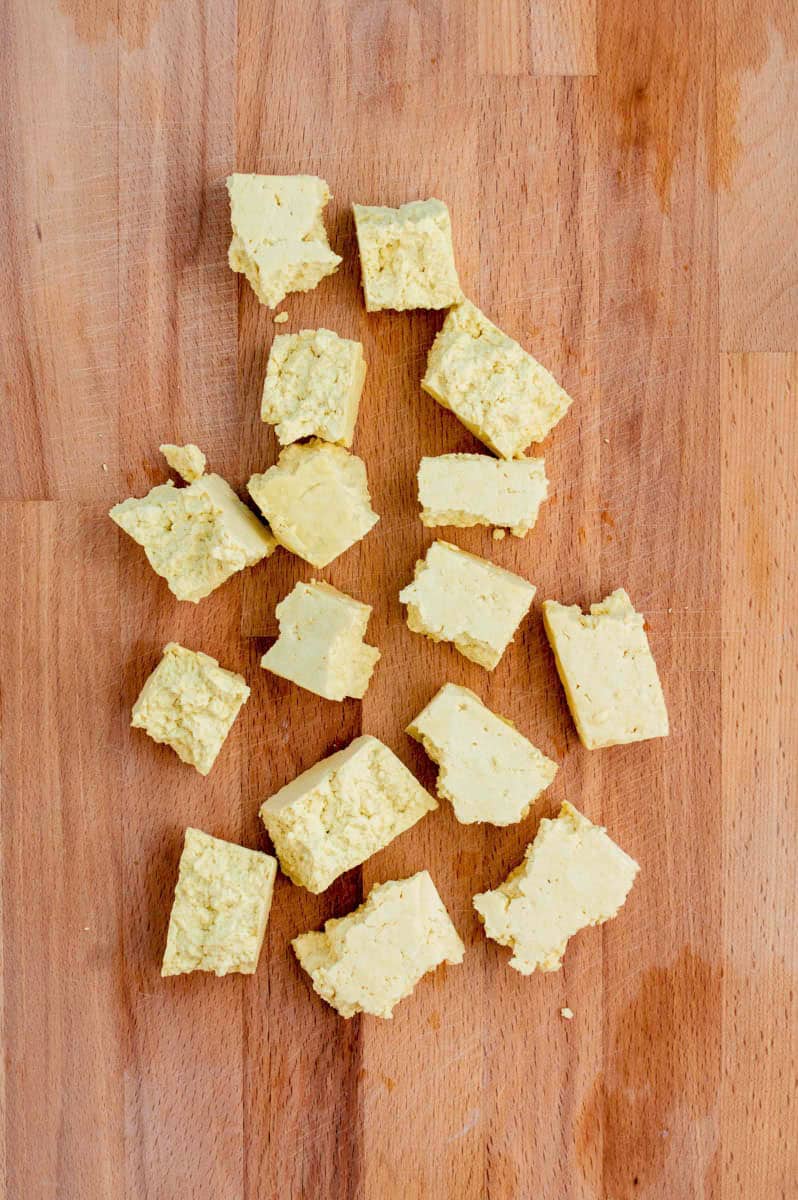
top-left (352, 199), bottom-right (461, 312)
top-left (162, 828), bottom-right (277, 977)
top-left (293, 871), bottom-right (464, 1017)
top-left (159, 442), bottom-right (207, 483)
top-left (542, 589), bottom-right (669, 749)
top-left (399, 539), bottom-right (535, 670)
top-left (247, 440), bottom-right (378, 569)
top-left (131, 642), bottom-right (250, 775)
top-left (261, 580), bottom-right (380, 701)
top-left (407, 683), bottom-right (558, 826)
top-left (227, 174), bottom-right (341, 308)
top-left (109, 473), bottom-right (276, 603)
top-left (261, 328), bottom-right (366, 447)
top-left (417, 453), bottom-right (548, 537)
top-left (260, 736), bottom-right (437, 894)
top-left (422, 300), bottom-right (573, 457)
top-left (473, 801), bottom-right (640, 974)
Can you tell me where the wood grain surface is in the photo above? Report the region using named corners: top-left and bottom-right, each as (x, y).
top-left (1, 2), bottom-right (796, 1198)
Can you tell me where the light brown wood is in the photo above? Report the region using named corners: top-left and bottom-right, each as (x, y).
top-left (1, 1), bottom-right (796, 1198)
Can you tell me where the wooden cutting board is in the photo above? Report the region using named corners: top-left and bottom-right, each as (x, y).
top-left (1, 1), bottom-right (796, 1197)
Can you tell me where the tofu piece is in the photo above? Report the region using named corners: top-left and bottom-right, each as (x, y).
top-left (417, 453), bottom-right (548, 537)
top-left (260, 735), bottom-right (437, 893)
top-left (247, 440), bottom-right (378, 569)
top-left (226, 174), bottom-right (341, 308)
top-left (399, 539), bottom-right (535, 670)
top-left (407, 683), bottom-right (558, 826)
top-left (293, 871), bottom-right (464, 1018)
top-left (473, 801), bottom-right (640, 974)
top-left (159, 442), bottom-right (207, 483)
top-left (261, 328), bottom-right (366, 447)
top-left (542, 589), bottom-right (669, 749)
top-left (422, 300), bottom-right (573, 457)
top-left (261, 580), bottom-right (380, 701)
top-left (110, 473), bottom-right (276, 603)
top-left (162, 828), bottom-right (277, 977)
top-left (352, 198), bottom-right (462, 312)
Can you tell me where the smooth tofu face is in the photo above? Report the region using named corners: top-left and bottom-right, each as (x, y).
top-left (422, 300), bottom-right (573, 457)
top-left (162, 828), bottom-right (277, 977)
top-left (260, 580), bottom-right (380, 701)
top-left (352, 199), bottom-right (462, 312)
top-left (292, 871), bottom-right (465, 1017)
top-left (259, 735), bottom-right (437, 893)
top-left (473, 802), bottom-right (639, 974)
top-left (261, 328), bottom-right (366, 447)
top-left (543, 589), bottom-right (669, 749)
top-left (131, 642), bottom-right (250, 775)
top-left (247, 440), bottom-right (379, 569)
top-left (417, 453), bottom-right (549, 537)
top-left (109, 474), bottom-right (276, 603)
top-left (399, 540), bottom-right (535, 670)
top-left (407, 683), bottom-right (558, 826)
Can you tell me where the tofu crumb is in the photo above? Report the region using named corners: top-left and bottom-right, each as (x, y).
top-left (492, 528), bottom-right (506, 541)
top-left (101, 463), bottom-right (108, 472)
top-left (561, 1006), bottom-right (574, 1020)
top-left (274, 311), bottom-right (289, 323)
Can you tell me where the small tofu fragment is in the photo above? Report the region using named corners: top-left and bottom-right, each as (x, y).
top-left (542, 589), bottom-right (669, 749)
top-left (417, 453), bottom-right (548, 537)
top-left (159, 442), bottom-right (207, 482)
top-left (561, 1007), bottom-right (574, 1020)
top-left (352, 198), bottom-right (461, 312)
top-left (260, 735), bottom-right (437, 893)
top-left (162, 828), bottom-right (277, 977)
top-left (110, 473), bottom-right (276, 603)
top-left (262, 328), bottom-right (366, 447)
top-left (473, 801), bottom-right (640, 974)
top-left (261, 580), bottom-right (380, 701)
top-left (293, 871), bottom-right (464, 1018)
top-left (399, 539), bottom-right (535, 670)
top-left (226, 173), bottom-right (341, 308)
top-left (132, 642), bottom-right (250, 775)
top-left (407, 683), bottom-right (558, 826)
top-left (248, 440), bottom-right (378, 569)
top-left (422, 300), bottom-right (572, 457)
top-left (274, 311), bottom-right (289, 324)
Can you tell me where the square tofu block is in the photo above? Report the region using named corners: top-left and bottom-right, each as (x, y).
top-left (247, 440), bottom-right (379, 569)
top-left (352, 199), bottom-right (462, 312)
top-left (162, 828), bottom-right (277, 977)
top-left (132, 642), bottom-right (250, 775)
top-left (407, 683), bottom-right (558, 826)
top-left (226, 174), bottom-right (341, 308)
top-left (159, 443), bottom-right (207, 482)
top-left (422, 300), bottom-right (573, 457)
top-left (260, 735), bottom-right (437, 893)
top-left (262, 328), bottom-right (366, 447)
top-left (261, 580), bottom-right (380, 701)
top-left (473, 801), bottom-right (639, 974)
top-left (417, 453), bottom-right (548, 537)
top-left (110, 474), bottom-right (276, 603)
top-left (399, 539), bottom-right (535, 670)
top-left (542, 589), bottom-right (669, 749)
top-left (293, 871), bottom-right (464, 1018)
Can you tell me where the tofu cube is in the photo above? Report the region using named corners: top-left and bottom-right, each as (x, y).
top-left (473, 802), bottom-right (639, 974)
top-left (422, 300), bottom-right (573, 457)
top-left (162, 828), bottom-right (277, 977)
top-left (417, 453), bottom-right (548, 537)
top-left (226, 174), bottom-right (341, 308)
top-left (159, 442), bottom-right (207, 482)
top-left (131, 642), bottom-right (250, 775)
top-left (261, 580), bottom-right (380, 701)
top-left (407, 683), bottom-right (558, 826)
top-left (293, 871), bottom-right (464, 1017)
top-left (110, 473), bottom-right (276, 603)
top-left (260, 735), bottom-right (437, 893)
top-left (261, 328), bottom-right (366, 447)
top-left (399, 539), bottom-right (535, 670)
top-left (247, 440), bottom-right (379, 569)
top-left (352, 198), bottom-right (462, 312)
top-left (542, 589), bottom-right (669, 749)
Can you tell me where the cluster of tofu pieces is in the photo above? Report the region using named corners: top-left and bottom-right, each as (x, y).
top-left (113, 175), bottom-right (669, 1019)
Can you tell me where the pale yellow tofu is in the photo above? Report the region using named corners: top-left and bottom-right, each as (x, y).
top-left (417, 452), bottom-right (548, 537)
top-left (352, 198), bottom-right (461, 312)
top-left (261, 328), bottom-right (366, 447)
top-left (159, 442), bottom-right (207, 482)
